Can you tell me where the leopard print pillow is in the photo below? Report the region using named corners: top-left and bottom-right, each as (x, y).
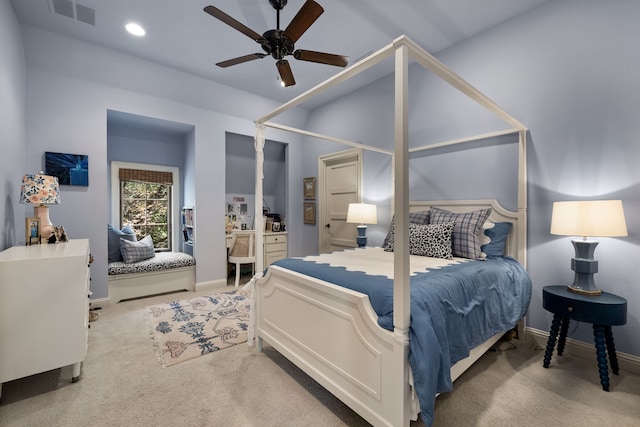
top-left (409, 222), bottom-right (455, 259)
top-left (385, 221), bottom-right (455, 260)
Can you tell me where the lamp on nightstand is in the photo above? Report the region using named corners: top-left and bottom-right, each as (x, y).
top-left (20, 173), bottom-right (61, 242)
top-left (347, 203), bottom-right (377, 247)
top-left (550, 200), bottom-right (627, 296)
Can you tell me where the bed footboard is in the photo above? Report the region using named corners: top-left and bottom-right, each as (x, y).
top-left (254, 266), bottom-right (416, 426)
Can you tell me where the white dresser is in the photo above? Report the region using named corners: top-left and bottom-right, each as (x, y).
top-left (264, 232), bottom-right (287, 267)
top-left (0, 239), bottom-right (90, 399)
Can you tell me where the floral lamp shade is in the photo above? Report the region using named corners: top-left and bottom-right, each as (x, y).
top-left (20, 173), bottom-right (61, 205)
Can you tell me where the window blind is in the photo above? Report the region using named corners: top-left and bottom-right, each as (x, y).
top-left (119, 169), bottom-right (173, 185)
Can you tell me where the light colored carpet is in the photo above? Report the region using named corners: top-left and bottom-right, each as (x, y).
top-left (0, 285), bottom-right (639, 426)
top-left (144, 289), bottom-right (250, 367)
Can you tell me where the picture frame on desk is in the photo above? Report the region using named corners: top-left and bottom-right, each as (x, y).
top-left (25, 217), bottom-right (40, 245)
top-left (54, 226), bottom-right (68, 243)
top-left (265, 216), bottom-right (274, 232)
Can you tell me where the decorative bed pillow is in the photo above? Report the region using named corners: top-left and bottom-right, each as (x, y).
top-left (108, 224), bottom-right (137, 262)
top-left (481, 221), bottom-right (512, 258)
top-left (408, 222), bottom-right (455, 259)
top-left (383, 221), bottom-right (454, 259)
top-left (120, 235), bottom-right (155, 264)
top-left (429, 207), bottom-right (492, 260)
top-left (382, 210), bottom-right (430, 249)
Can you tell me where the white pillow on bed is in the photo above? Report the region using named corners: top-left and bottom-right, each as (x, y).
top-left (120, 235), bottom-right (155, 263)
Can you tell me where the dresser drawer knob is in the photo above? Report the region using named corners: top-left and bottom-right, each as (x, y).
top-left (567, 306), bottom-right (573, 312)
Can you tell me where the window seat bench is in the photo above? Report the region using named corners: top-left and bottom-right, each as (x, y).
top-left (108, 252), bottom-right (195, 303)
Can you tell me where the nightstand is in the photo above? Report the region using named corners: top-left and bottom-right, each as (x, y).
top-left (542, 285), bottom-right (627, 391)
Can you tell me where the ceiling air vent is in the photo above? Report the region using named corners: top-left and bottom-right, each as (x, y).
top-left (49, 0), bottom-right (96, 26)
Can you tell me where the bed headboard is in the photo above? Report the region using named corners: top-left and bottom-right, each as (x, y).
top-left (409, 199), bottom-right (526, 266)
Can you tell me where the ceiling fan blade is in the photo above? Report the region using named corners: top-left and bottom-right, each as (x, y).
top-left (276, 60), bottom-right (296, 87)
top-left (216, 53), bottom-right (267, 68)
top-left (282, 0), bottom-right (324, 43)
top-left (204, 5), bottom-right (263, 42)
top-left (294, 50), bottom-right (349, 67)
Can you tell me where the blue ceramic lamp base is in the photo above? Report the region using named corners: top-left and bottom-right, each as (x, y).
top-left (568, 239), bottom-right (601, 296)
top-left (356, 225), bottom-right (367, 247)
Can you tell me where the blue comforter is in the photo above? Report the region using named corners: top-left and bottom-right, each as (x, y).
top-left (271, 253), bottom-right (532, 426)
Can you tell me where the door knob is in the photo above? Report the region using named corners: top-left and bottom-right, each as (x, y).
top-left (325, 223), bottom-right (331, 228)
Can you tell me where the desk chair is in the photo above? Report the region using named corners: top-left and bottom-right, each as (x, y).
top-left (228, 230), bottom-right (256, 288)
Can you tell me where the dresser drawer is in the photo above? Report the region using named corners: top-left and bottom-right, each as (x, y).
top-left (265, 242), bottom-right (287, 253)
top-left (265, 234), bottom-right (287, 245)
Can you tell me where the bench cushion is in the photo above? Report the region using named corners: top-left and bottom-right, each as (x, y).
top-left (108, 252), bottom-right (195, 276)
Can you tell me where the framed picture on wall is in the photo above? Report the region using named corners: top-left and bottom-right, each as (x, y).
top-left (45, 151), bottom-right (89, 186)
top-left (303, 177), bottom-right (316, 200)
top-left (304, 202), bottom-right (316, 225)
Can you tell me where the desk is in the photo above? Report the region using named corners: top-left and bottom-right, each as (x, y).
top-left (542, 285), bottom-right (627, 391)
top-left (226, 231), bottom-right (288, 267)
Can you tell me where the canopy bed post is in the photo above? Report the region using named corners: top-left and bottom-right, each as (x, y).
top-left (255, 124), bottom-right (266, 273)
top-left (518, 129), bottom-right (528, 268)
top-left (391, 40), bottom-right (412, 427)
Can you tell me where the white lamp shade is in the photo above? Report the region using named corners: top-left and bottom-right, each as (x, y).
top-left (346, 203), bottom-right (377, 225)
top-left (550, 200), bottom-right (627, 238)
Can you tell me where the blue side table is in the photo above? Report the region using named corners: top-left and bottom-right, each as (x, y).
top-left (542, 285), bottom-right (627, 391)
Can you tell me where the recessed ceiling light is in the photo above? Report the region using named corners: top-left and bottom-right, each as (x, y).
top-left (125, 22), bottom-right (146, 36)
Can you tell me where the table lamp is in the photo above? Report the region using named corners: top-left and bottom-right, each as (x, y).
top-left (550, 200), bottom-right (627, 296)
top-left (347, 203), bottom-right (377, 247)
top-left (20, 173), bottom-right (61, 242)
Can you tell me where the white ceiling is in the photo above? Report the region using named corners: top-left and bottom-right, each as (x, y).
top-left (11, 0), bottom-right (550, 109)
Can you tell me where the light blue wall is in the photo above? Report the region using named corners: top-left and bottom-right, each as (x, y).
top-left (20, 25), bottom-right (307, 299)
top-left (0, 0), bottom-right (26, 250)
top-left (107, 116), bottom-right (190, 220)
top-left (225, 132), bottom-right (287, 226)
top-left (300, 0), bottom-right (640, 357)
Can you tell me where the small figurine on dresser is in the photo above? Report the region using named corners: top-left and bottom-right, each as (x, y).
top-left (49, 226), bottom-right (68, 243)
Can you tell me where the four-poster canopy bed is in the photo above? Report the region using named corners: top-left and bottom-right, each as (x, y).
top-left (247, 35), bottom-right (530, 427)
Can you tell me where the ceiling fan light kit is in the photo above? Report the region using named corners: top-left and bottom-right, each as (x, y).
top-left (204, 0), bottom-right (348, 87)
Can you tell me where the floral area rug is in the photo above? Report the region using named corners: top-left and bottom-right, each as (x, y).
top-left (144, 289), bottom-right (250, 367)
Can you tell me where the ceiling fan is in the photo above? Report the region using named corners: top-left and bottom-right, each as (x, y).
top-left (203, 0), bottom-right (349, 87)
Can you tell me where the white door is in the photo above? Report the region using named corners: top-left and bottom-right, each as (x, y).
top-left (318, 149), bottom-right (362, 253)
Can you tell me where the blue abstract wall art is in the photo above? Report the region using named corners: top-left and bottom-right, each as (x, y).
top-left (45, 151), bottom-right (89, 186)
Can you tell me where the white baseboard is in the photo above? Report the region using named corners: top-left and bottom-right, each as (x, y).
top-left (526, 327), bottom-right (640, 375)
top-left (90, 279), bottom-right (229, 308)
top-left (196, 279), bottom-right (227, 291)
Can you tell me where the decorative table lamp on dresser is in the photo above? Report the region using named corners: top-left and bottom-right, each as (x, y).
top-left (20, 173), bottom-right (61, 243)
top-left (543, 200), bottom-right (628, 391)
top-left (346, 203), bottom-right (377, 247)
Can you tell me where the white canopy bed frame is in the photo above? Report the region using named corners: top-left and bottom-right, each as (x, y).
top-left (250, 35), bottom-right (528, 426)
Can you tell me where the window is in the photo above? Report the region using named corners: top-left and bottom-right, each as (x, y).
top-left (111, 162), bottom-right (179, 252)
